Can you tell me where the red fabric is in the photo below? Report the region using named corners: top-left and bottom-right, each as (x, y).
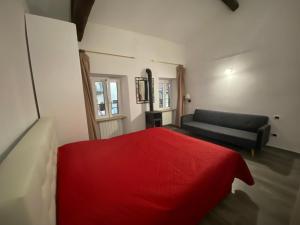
top-left (57, 128), bottom-right (254, 225)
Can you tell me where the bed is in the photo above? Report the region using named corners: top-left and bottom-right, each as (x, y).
top-left (0, 118), bottom-right (58, 225)
top-left (57, 127), bottom-right (254, 225)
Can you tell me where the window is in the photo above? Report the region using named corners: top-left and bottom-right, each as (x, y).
top-left (95, 80), bottom-right (107, 116)
top-left (159, 79), bottom-right (172, 109)
top-left (91, 77), bottom-right (121, 119)
top-left (109, 81), bottom-right (119, 115)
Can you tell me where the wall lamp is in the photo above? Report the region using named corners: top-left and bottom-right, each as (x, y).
top-left (185, 93), bottom-right (191, 103)
top-left (224, 68), bottom-right (235, 76)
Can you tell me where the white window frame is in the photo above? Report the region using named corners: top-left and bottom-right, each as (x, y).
top-left (107, 78), bottom-right (121, 117)
top-left (90, 77), bottom-right (122, 120)
top-left (159, 79), bottom-right (172, 110)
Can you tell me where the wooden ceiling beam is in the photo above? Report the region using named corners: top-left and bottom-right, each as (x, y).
top-left (71, 0), bottom-right (95, 41)
top-left (222, 0), bottom-right (239, 11)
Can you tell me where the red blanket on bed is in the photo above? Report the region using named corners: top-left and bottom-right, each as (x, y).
top-left (57, 128), bottom-right (254, 225)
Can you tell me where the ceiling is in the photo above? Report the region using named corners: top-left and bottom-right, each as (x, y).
top-left (26, 0), bottom-right (71, 21)
top-left (89, 0), bottom-right (231, 44)
top-left (26, 0), bottom-right (235, 44)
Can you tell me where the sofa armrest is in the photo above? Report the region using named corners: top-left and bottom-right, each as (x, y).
top-left (181, 114), bottom-right (194, 128)
top-left (256, 124), bottom-right (271, 150)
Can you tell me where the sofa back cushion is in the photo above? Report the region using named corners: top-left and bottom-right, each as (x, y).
top-left (193, 109), bottom-right (269, 132)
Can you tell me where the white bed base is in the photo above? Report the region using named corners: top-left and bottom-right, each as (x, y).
top-left (0, 118), bottom-right (58, 225)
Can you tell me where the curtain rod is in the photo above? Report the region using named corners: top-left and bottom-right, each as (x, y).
top-left (151, 59), bottom-right (182, 66)
top-left (81, 49), bottom-right (136, 59)
top-left (80, 49), bottom-right (182, 66)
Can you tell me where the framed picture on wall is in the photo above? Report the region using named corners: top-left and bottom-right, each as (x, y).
top-left (135, 77), bottom-right (154, 104)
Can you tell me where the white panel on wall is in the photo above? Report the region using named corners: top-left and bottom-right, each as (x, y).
top-left (0, 0), bottom-right (38, 157)
top-left (25, 14), bottom-right (88, 145)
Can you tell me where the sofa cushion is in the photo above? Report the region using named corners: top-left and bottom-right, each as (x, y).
top-left (193, 110), bottom-right (222, 127)
top-left (193, 109), bottom-right (269, 132)
top-left (183, 121), bottom-right (257, 148)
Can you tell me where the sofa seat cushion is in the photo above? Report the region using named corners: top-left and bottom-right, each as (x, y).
top-left (183, 121), bottom-right (257, 148)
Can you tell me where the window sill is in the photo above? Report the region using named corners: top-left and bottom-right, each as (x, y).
top-left (157, 108), bottom-right (176, 113)
top-left (96, 115), bottom-right (127, 123)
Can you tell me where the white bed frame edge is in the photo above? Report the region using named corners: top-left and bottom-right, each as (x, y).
top-left (0, 118), bottom-right (58, 225)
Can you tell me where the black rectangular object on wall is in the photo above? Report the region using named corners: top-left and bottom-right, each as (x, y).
top-left (222, 0), bottom-right (239, 11)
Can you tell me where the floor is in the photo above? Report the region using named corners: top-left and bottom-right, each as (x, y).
top-left (165, 125), bottom-right (300, 225)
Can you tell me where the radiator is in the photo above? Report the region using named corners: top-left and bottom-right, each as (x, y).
top-left (98, 119), bottom-right (124, 139)
top-left (162, 111), bottom-right (173, 125)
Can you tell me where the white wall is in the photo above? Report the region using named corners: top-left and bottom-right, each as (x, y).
top-left (185, 0), bottom-right (300, 153)
top-left (0, 0), bottom-right (38, 158)
top-left (26, 14), bottom-right (89, 145)
top-left (79, 23), bottom-right (186, 132)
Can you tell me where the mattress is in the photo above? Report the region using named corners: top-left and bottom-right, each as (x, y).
top-left (57, 128), bottom-right (254, 225)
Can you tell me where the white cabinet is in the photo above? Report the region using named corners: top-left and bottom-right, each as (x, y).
top-left (26, 14), bottom-right (88, 145)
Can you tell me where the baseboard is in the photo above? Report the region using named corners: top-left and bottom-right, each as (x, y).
top-left (266, 144), bottom-right (300, 155)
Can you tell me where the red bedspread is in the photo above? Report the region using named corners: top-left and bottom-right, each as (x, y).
top-left (57, 128), bottom-right (254, 225)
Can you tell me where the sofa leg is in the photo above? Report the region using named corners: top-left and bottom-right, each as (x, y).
top-left (251, 149), bottom-right (255, 157)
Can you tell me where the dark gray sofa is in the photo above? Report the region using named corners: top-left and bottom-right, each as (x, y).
top-left (181, 109), bottom-right (271, 154)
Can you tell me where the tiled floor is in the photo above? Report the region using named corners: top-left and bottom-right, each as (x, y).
top-left (165, 126), bottom-right (300, 225)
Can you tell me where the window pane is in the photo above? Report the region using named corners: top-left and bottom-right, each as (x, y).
top-left (164, 83), bottom-right (168, 108)
top-left (159, 83), bottom-right (163, 108)
top-left (159, 80), bottom-right (171, 109)
top-left (110, 81), bottom-right (119, 115)
top-left (95, 81), bottom-right (106, 116)
top-left (165, 83), bottom-right (171, 108)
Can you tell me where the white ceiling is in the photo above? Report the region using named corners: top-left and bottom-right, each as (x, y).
top-left (26, 0), bottom-right (252, 45)
top-left (26, 0), bottom-right (71, 21)
top-left (89, 0), bottom-right (232, 44)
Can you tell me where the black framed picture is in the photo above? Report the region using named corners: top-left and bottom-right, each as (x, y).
top-left (135, 77), bottom-right (154, 104)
